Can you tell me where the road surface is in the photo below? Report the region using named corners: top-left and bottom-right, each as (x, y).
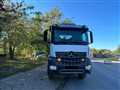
top-left (63, 62), bottom-right (120, 90)
top-left (0, 61), bottom-right (120, 90)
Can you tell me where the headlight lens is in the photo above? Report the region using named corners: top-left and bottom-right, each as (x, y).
top-left (57, 58), bottom-right (61, 62)
top-left (81, 58), bottom-right (85, 62)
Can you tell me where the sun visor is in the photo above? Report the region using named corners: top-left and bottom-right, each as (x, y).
top-left (51, 24), bottom-right (89, 32)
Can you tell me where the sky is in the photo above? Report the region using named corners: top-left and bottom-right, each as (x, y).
top-left (15, 0), bottom-right (119, 50)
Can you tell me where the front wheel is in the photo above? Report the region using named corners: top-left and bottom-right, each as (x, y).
top-left (48, 73), bottom-right (54, 80)
top-left (48, 70), bottom-right (55, 80)
top-left (78, 73), bottom-right (86, 79)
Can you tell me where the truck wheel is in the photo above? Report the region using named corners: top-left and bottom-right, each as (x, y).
top-left (78, 73), bottom-right (86, 79)
top-left (48, 71), bottom-right (54, 80)
top-left (48, 73), bottom-right (54, 80)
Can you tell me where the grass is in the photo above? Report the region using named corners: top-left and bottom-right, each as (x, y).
top-left (0, 48), bottom-right (4, 54)
top-left (95, 57), bottom-right (118, 61)
top-left (0, 57), bottom-right (47, 79)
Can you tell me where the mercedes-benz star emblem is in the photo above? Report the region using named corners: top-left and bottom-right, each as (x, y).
top-left (69, 51), bottom-right (74, 57)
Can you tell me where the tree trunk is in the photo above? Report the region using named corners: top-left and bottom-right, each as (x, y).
top-left (9, 45), bottom-right (15, 59)
top-left (3, 39), bottom-right (7, 55)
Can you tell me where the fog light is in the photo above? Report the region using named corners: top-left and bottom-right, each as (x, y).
top-left (85, 65), bottom-right (91, 70)
top-left (49, 66), bottom-right (57, 70)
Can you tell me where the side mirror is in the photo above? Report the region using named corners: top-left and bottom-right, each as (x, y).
top-left (43, 30), bottom-right (48, 42)
top-left (88, 31), bottom-right (93, 44)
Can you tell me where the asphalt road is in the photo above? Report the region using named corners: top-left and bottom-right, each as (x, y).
top-left (0, 61), bottom-right (120, 90)
top-left (63, 62), bottom-right (120, 90)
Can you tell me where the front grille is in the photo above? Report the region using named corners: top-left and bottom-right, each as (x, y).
top-left (56, 52), bottom-right (86, 67)
top-left (56, 52), bottom-right (86, 58)
top-left (60, 57), bottom-right (83, 66)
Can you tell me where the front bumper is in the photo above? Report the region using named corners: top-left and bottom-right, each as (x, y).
top-left (48, 57), bottom-right (92, 74)
top-left (59, 69), bottom-right (85, 74)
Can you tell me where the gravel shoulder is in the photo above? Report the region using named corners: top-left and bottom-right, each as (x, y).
top-left (0, 64), bottom-right (63, 90)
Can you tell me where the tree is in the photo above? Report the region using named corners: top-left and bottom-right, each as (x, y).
top-left (92, 48), bottom-right (98, 57)
top-left (42, 7), bottom-right (62, 30)
top-left (0, 1), bottom-right (76, 59)
top-left (92, 48), bottom-right (112, 58)
top-left (49, 7), bottom-right (62, 25)
top-left (0, 1), bottom-right (34, 59)
top-left (0, 27), bottom-right (2, 39)
top-left (31, 7), bottom-right (63, 55)
top-left (62, 18), bottom-right (74, 24)
top-left (114, 45), bottom-right (120, 54)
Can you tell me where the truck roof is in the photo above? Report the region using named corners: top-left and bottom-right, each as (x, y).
top-left (51, 24), bottom-right (89, 32)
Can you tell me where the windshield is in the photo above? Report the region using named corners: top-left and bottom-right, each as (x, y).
top-left (53, 29), bottom-right (88, 44)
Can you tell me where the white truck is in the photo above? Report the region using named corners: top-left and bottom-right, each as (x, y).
top-left (43, 24), bottom-right (93, 79)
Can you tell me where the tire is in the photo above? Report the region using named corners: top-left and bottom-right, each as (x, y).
top-left (78, 73), bottom-right (86, 79)
top-left (48, 73), bottom-right (54, 80)
top-left (48, 70), bottom-right (55, 80)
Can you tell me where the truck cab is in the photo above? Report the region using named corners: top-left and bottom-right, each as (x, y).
top-left (43, 24), bottom-right (93, 79)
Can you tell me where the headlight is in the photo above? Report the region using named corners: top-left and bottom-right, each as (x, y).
top-left (81, 58), bottom-right (85, 62)
top-left (57, 58), bottom-right (61, 62)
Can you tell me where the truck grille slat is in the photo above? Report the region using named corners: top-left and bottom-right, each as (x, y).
top-left (56, 52), bottom-right (86, 67)
top-left (61, 58), bottom-right (82, 66)
top-left (56, 52), bottom-right (86, 58)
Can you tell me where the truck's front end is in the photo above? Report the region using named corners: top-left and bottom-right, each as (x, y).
top-left (43, 24), bottom-right (93, 79)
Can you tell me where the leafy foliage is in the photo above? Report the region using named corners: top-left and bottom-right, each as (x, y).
top-left (92, 48), bottom-right (112, 58)
top-left (113, 45), bottom-right (120, 54)
top-left (0, 1), bottom-right (66, 59)
top-left (0, 1), bottom-right (34, 59)
top-left (62, 18), bottom-right (74, 24)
